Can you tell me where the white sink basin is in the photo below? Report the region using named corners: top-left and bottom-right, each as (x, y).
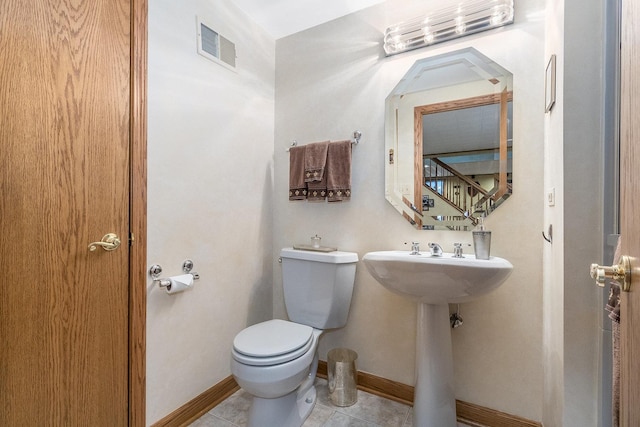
top-left (362, 251), bottom-right (513, 305)
top-left (362, 250), bottom-right (513, 426)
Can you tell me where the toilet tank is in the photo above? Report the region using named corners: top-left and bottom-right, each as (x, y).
top-left (280, 248), bottom-right (358, 330)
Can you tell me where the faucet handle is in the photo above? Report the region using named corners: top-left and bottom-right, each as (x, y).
top-left (453, 243), bottom-right (471, 258)
top-left (405, 241), bottom-right (421, 254)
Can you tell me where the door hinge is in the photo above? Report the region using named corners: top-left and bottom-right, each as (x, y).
top-left (129, 232), bottom-right (135, 245)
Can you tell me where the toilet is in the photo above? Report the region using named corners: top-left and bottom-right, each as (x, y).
top-left (230, 247), bottom-right (358, 427)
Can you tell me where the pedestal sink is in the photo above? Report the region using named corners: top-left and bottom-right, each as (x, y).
top-left (362, 251), bottom-right (513, 427)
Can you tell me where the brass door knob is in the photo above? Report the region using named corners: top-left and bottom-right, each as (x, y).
top-left (590, 255), bottom-right (632, 291)
top-left (88, 233), bottom-right (121, 252)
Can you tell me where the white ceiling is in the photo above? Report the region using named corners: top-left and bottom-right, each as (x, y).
top-left (230, 0), bottom-right (385, 39)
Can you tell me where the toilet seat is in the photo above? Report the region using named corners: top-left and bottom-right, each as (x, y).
top-left (233, 319), bottom-right (314, 366)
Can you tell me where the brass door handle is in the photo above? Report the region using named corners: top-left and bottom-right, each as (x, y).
top-left (88, 233), bottom-right (121, 252)
top-left (590, 255), bottom-right (632, 291)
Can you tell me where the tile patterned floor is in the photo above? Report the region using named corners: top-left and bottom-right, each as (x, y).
top-left (189, 378), bottom-right (471, 427)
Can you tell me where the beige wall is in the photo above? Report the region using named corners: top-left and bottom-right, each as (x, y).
top-left (543, 0), bottom-right (565, 424)
top-left (543, 0), bottom-right (606, 425)
top-left (146, 0), bottom-right (275, 423)
top-left (274, 0), bottom-right (546, 421)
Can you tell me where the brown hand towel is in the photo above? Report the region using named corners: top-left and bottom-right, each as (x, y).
top-left (307, 169), bottom-right (327, 201)
top-left (289, 145), bottom-right (308, 200)
top-left (612, 321), bottom-right (620, 427)
top-left (304, 141), bottom-right (330, 182)
top-left (608, 236), bottom-right (622, 427)
top-left (326, 140), bottom-right (352, 202)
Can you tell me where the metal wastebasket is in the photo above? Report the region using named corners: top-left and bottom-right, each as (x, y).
top-left (327, 348), bottom-right (358, 406)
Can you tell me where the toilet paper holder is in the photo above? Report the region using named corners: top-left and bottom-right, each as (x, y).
top-left (149, 259), bottom-right (200, 289)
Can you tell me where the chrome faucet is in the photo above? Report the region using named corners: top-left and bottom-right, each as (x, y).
top-left (409, 241), bottom-right (421, 255)
top-left (428, 242), bottom-right (443, 257)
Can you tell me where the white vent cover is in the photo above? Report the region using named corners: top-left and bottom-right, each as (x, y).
top-left (196, 17), bottom-right (236, 70)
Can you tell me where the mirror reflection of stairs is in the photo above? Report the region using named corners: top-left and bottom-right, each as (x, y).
top-left (423, 157), bottom-right (512, 230)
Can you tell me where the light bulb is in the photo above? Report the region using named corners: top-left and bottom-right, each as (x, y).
top-left (423, 25), bottom-right (434, 43)
top-left (455, 17), bottom-right (467, 34)
top-left (490, 12), bottom-right (504, 25)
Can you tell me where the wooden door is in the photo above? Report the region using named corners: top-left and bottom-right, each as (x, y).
top-left (0, 0), bottom-right (146, 425)
top-left (620, 0), bottom-right (640, 424)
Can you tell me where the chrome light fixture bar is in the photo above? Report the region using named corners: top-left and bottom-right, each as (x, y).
top-left (384, 0), bottom-right (514, 56)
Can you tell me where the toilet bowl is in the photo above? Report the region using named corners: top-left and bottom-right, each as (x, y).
top-left (230, 248), bottom-right (358, 427)
top-left (231, 320), bottom-right (323, 427)
top-left (231, 319), bottom-right (320, 399)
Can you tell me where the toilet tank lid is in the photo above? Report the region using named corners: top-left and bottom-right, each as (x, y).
top-left (281, 247), bottom-right (358, 263)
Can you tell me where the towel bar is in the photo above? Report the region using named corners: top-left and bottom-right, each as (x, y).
top-left (286, 131), bottom-right (362, 151)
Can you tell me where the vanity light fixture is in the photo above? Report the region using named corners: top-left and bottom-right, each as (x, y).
top-left (383, 0), bottom-right (514, 56)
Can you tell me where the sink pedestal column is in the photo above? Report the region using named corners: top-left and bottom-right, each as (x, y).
top-left (413, 303), bottom-right (456, 427)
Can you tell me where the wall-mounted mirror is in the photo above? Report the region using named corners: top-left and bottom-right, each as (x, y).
top-left (385, 48), bottom-right (513, 230)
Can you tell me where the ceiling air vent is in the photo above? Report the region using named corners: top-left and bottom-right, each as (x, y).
top-left (196, 17), bottom-right (236, 70)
